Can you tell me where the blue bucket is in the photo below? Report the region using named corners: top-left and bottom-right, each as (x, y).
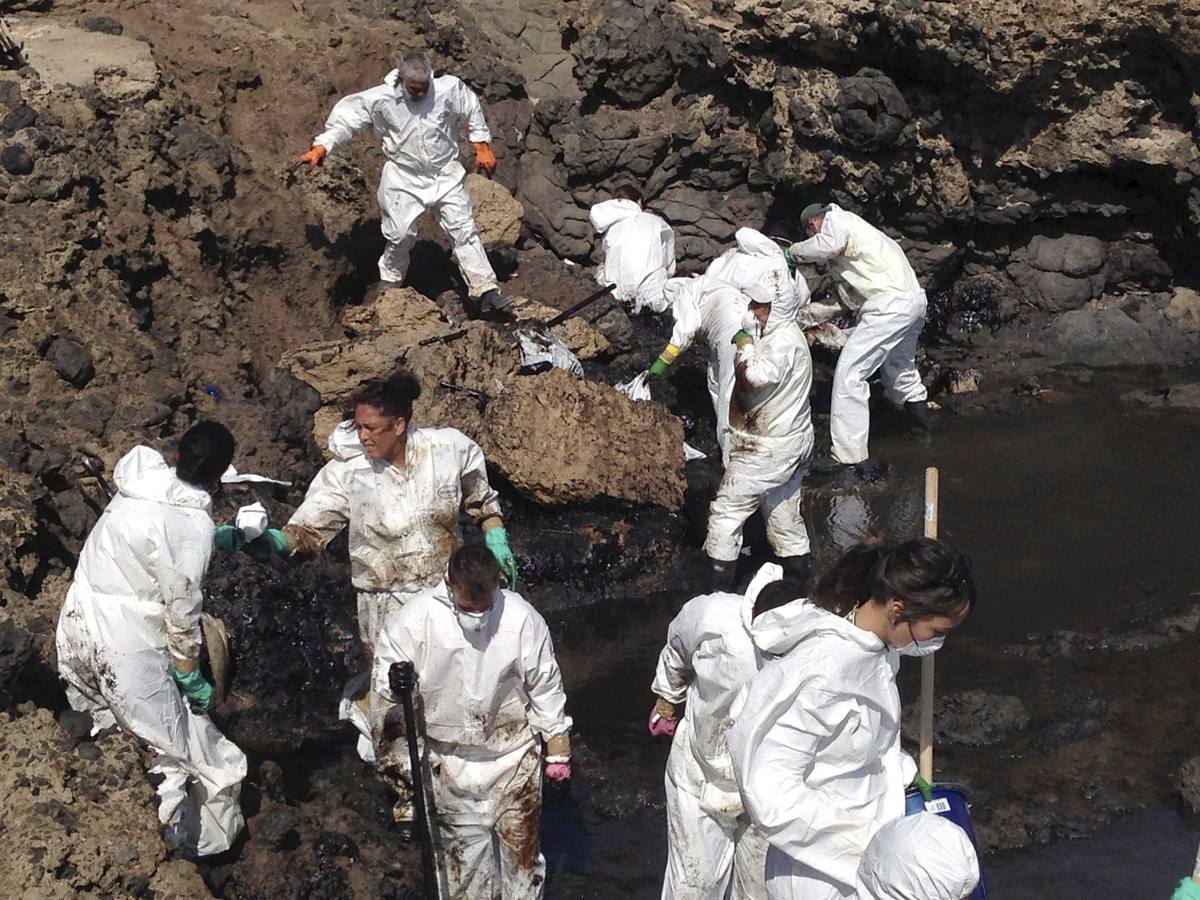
top-left (904, 782), bottom-right (988, 899)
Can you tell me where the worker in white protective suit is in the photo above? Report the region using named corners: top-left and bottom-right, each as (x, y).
top-left (225, 368), bottom-right (517, 780)
top-left (855, 813), bottom-right (980, 900)
top-left (56, 423), bottom-right (247, 856)
top-left (650, 563), bottom-right (810, 900)
top-left (785, 204), bottom-right (930, 471)
top-left (299, 48), bottom-right (511, 317)
top-left (589, 183), bottom-right (676, 315)
top-left (703, 270), bottom-right (815, 588)
top-left (647, 228), bottom-right (809, 462)
top-left (372, 544), bottom-right (573, 899)
top-left (729, 538), bottom-right (976, 900)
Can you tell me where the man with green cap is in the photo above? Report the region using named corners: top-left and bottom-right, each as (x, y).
top-left (785, 203), bottom-right (931, 471)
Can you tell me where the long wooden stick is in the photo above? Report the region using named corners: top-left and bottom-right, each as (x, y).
top-left (919, 467), bottom-right (939, 782)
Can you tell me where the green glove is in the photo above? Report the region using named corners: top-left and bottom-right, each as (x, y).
top-left (171, 666), bottom-right (214, 712)
top-left (731, 329), bottom-right (753, 345)
top-left (213, 524), bottom-right (245, 553)
top-left (648, 358), bottom-right (670, 378)
top-left (1171, 879), bottom-right (1200, 900)
top-left (911, 773), bottom-right (934, 803)
top-left (783, 246), bottom-right (800, 270)
top-left (261, 528), bottom-right (289, 554)
top-left (483, 526), bottom-right (520, 588)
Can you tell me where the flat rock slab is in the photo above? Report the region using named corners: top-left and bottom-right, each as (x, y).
top-left (7, 18), bottom-right (158, 102)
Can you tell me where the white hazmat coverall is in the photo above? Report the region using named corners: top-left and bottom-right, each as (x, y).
top-left (590, 198), bottom-right (676, 314)
top-left (314, 69), bottom-right (500, 296)
top-left (728, 604), bottom-right (916, 900)
top-left (703, 274), bottom-right (815, 564)
top-left (284, 421), bottom-right (503, 762)
top-left (787, 205), bottom-right (927, 464)
top-left (56, 446), bottom-right (246, 856)
top-left (373, 581), bottom-right (572, 900)
top-left (652, 563), bottom-right (798, 900)
top-left (663, 275), bottom-right (750, 462)
top-left (855, 813), bottom-right (980, 900)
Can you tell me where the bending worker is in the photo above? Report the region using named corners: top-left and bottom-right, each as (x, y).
top-left (56, 423), bottom-right (247, 856)
top-left (785, 204), bottom-right (931, 471)
top-left (704, 272), bottom-right (815, 588)
top-left (648, 228), bottom-right (805, 462)
top-left (299, 48), bottom-right (511, 318)
top-left (589, 183), bottom-right (676, 315)
top-left (373, 544), bottom-right (573, 898)
top-left (729, 538), bottom-right (976, 899)
top-left (221, 367), bottom-right (517, 768)
top-left (650, 564), bottom-right (808, 900)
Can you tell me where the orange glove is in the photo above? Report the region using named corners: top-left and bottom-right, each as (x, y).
top-left (473, 142), bottom-right (497, 177)
top-left (298, 144), bottom-right (327, 168)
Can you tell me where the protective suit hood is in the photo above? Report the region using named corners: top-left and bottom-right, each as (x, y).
top-left (589, 198), bottom-right (643, 234)
top-left (764, 602), bottom-right (883, 656)
top-left (739, 562), bottom-right (783, 633)
top-left (328, 420), bottom-right (367, 462)
top-left (855, 812), bottom-right (981, 900)
top-left (113, 446), bottom-right (211, 512)
top-left (733, 227), bottom-right (783, 259)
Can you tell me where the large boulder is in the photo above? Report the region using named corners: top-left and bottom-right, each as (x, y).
top-left (7, 18), bottom-right (158, 102)
top-left (483, 368), bottom-right (685, 509)
top-left (464, 173), bottom-right (524, 245)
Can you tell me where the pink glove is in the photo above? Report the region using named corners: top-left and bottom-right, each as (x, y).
top-left (648, 708), bottom-right (678, 737)
top-left (544, 761), bottom-right (572, 782)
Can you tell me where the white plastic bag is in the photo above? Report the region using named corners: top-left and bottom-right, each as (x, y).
top-left (515, 326), bottom-right (584, 376)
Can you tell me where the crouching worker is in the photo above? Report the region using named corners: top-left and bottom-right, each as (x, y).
top-left (651, 564), bottom-right (808, 900)
top-left (372, 544), bottom-right (573, 898)
top-left (56, 423), bottom-right (247, 856)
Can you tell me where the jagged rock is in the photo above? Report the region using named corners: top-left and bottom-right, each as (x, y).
top-left (43, 336), bottom-right (95, 387)
top-left (1166, 287), bottom-right (1200, 332)
top-left (901, 690), bottom-right (1029, 747)
top-left (1178, 756), bottom-right (1200, 815)
top-left (0, 143), bottom-right (32, 176)
top-left (7, 19), bottom-right (159, 102)
top-left (0, 707), bottom-right (209, 896)
top-left (836, 68), bottom-right (913, 150)
top-left (464, 172), bottom-right (523, 245)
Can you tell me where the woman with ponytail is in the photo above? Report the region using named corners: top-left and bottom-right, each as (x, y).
top-left (728, 537), bottom-right (975, 899)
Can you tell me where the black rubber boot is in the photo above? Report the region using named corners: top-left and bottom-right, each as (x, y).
top-left (809, 455), bottom-right (851, 476)
top-left (709, 557), bottom-right (737, 591)
top-left (905, 400), bottom-right (933, 445)
top-left (778, 553), bottom-right (813, 591)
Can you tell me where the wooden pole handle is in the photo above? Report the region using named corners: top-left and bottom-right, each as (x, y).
top-left (919, 467), bottom-right (939, 782)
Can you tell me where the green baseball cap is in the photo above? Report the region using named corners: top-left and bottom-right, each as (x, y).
top-left (800, 203), bottom-right (829, 223)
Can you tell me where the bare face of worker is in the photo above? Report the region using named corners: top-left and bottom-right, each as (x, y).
top-left (748, 300), bottom-right (771, 331)
top-left (805, 212), bottom-right (825, 238)
top-left (403, 75), bottom-right (430, 102)
top-left (448, 576), bottom-right (497, 614)
top-left (354, 403), bottom-right (406, 463)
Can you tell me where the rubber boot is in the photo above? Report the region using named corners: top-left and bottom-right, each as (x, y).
top-left (778, 553), bottom-right (813, 591)
top-left (709, 557), bottom-right (737, 591)
top-left (905, 400), bottom-right (932, 445)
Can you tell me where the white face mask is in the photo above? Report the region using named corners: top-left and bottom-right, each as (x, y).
top-left (455, 606), bottom-right (491, 634)
top-left (897, 634), bottom-right (945, 657)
